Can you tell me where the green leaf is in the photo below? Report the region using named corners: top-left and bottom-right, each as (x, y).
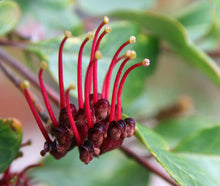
top-left (135, 123), bottom-right (220, 185)
top-left (78, 0), bottom-right (155, 15)
top-left (0, 118), bottom-right (22, 173)
top-left (16, 0), bottom-right (81, 37)
top-left (177, 1), bottom-right (214, 40)
top-left (177, 1), bottom-right (220, 49)
top-left (154, 115), bottom-right (218, 148)
top-left (177, 2), bottom-right (213, 27)
top-left (27, 22), bottom-right (159, 109)
top-left (174, 125), bottom-right (220, 154)
top-left (0, 1), bottom-right (20, 36)
top-left (112, 11), bottom-right (220, 88)
top-left (30, 149), bottom-right (149, 186)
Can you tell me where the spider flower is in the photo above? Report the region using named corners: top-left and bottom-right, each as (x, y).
top-left (21, 16), bottom-right (150, 164)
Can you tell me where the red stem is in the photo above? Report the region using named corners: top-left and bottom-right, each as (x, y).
top-left (109, 57), bottom-right (130, 122)
top-left (88, 18), bottom-right (107, 94)
top-left (16, 163), bottom-right (42, 186)
top-left (85, 57), bottom-right (100, 128)
top-left (58, 36), bottom-right (68, 109)
top-left (21, 139), bottom-right (31, 148)
top-left (104, 41), bottom-right (130, 100)
top-left (65, 88), bottom-right (82, 145)
top-left (116, 62), bottom-right (143, 120)
top-left (39, 68), bottom-right (59, 127)
top-left (2, 167), bottom-right (10, 180)
top-left (78, 37), bottom-right (89, 109)
top-left (23, 88), bottom-right (52, 144)
top-left (19, 163), bottom-right (42, 176)
top-left (116, 59), bottom-right (149, 120)
top-left (93, 30), bottom-right (108, 104)
top-left (102, 54), bottom-right (125, 97)
top-left (120, 146), bottom-right (178, 186)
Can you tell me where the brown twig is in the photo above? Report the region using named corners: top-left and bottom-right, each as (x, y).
top-left (0, 60), bottom-right (49, 123)
top-left (120, 145), bottom-right (178, 186)
top-left (0, 40), bottom-right (27, 49)
top-left (0, 48), bottom-right (60, 106)
top-left (206, 50), bottom-right (220, 58)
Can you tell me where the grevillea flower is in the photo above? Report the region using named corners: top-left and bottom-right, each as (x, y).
top-left (0, 159), bottom-right (41, 186)
top-left (0, 129), bottom-right (41, 186)
top-left (21, 16), bottom-right (150, 164)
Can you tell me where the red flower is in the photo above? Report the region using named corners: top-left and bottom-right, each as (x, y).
top-left (0, 162), bottom-right (41, 186)
top-left (21, 16), bottom-right (150, 164)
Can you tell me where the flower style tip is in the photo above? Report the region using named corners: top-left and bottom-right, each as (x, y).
top-left (129, 35), bottom-right (136, 44)
top-left (21, 80), bottom-right (30, 89)
top-left (125, 50), bottom-right (131, 57)
top-left (41, 61), bottom-right (48, 69)
top-left (95, 50), bottom-right (102, 60)
top-left (104, 25), bottom-right (111, 33)
top-left (87, 31), bottom-right (94, 40)
top-left (23, 16), bottom-right (150, 164)
top-left (64, 30), bottom-right (72, 38)
top-left (69, 83), bottom-right (76, 90)
top-left (142, 58), bottom-right (150, 66)
top-left (103, 16), bottom-right (110, 24)
top-left (129, 50), bottom-right (136, 59)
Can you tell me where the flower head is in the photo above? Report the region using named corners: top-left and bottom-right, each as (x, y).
top-left (21, 16), bottom-right (150, 164)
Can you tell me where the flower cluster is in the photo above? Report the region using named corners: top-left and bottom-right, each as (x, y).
top-left (21, 16), bottom-right (150, 164)
top-left (0, 156), bottom-right (41, 186)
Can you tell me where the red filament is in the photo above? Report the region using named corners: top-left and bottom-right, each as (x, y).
top-left (65, 88), bottom-right (82, 145)
top-left (116, 60), bottom-right (150, 120)
top-left (77, 37), bottom-right (90, 109)
top-left (58, 33), bottom-right (71, 109)
top-left (103, 40), bottom-right (130, 100)
top-left (109, 57), bottom-right (130, 122)
top-left (23, 87), bottom-right (52, 144)
top-left (39, 66), bottom-right (59, 128)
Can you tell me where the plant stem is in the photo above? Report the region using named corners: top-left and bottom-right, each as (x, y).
top-left (0, 60), bottom-right (49, 123)
top-left (0, 40), bottom-right (26, 48)
top-left (120, 145), bottom-right (178, 186)
top-left (207, 50), bottom-right (220, 58)
top-left (0, 48), bottom-right (60, 106)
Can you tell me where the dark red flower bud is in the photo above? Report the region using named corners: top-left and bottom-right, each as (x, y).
top-left (89, 93), bottom-right (103, 105)
top-left (125, 118), bottom-right (136, 137)
top-left (93, 98), bottom-right (110, 121)
top-left (88, 122), bottom-right (107, 146)
top-left (108, 120), bottom-right (126, 140)
top-left (79, 140), bottom-right (94, 164)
